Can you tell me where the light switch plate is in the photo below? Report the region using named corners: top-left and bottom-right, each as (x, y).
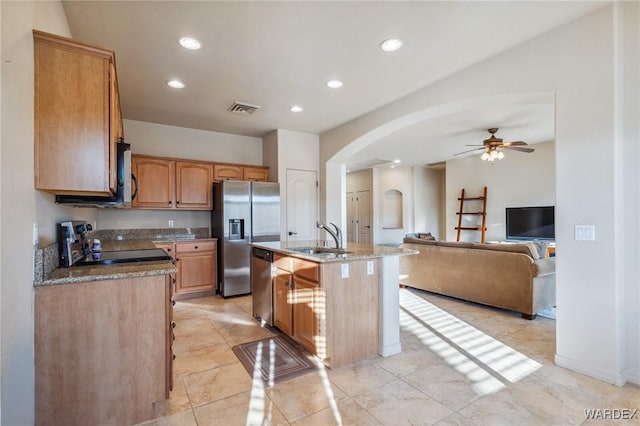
top-left (575, 225), bottom-right (596, 241)
top-left (168, 219), bottom-right (174, 228)
top-left (341, 264), bottom-right (349, 278)
top-left (367, 261), bottom-right (374, 275)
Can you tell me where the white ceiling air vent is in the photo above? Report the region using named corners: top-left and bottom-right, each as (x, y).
top-left (228, 101), bottom-right (261, 116)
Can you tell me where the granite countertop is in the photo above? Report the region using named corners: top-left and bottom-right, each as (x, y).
top-left (39, 260), bottom-right (177, 286)
top-left (36, 231), bottom-right (218, 287)
top-left (252, 240), bottom-right (417, 263)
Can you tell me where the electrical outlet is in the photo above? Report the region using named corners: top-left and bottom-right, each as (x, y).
top-left (341, 264), bottom-right (349, 278)
top-left (367, 261), bottom-right (374, 275)
top-left (168, 219), bottom-right (174, 228)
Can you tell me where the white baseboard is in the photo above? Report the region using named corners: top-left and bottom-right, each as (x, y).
top-left (379, 342), bottom-right (402, 357)
top-left (555, 354), bottom-right (627, 386)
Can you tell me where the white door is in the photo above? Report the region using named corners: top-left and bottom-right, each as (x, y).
top-left (346, 192), bottom-right (356, 242)
top-left (286, 169), bottom-right (318, 242)
top-left (356, 190), bottom-right (372, 244)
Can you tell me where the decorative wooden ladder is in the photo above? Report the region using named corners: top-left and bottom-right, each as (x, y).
top-left (455, 187), bottom-right (488, 243)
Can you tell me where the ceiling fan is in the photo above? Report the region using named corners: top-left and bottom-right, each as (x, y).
top-left (455, 128), bottom-right (534, 162)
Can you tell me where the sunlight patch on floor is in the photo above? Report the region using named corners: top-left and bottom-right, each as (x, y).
top-left (246, 339), bottom-right (275, 424)
top-left (399, 289), bottom-right (542, 395)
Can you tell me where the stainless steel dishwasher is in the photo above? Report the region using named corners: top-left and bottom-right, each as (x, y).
top-left (251, 247), bottom-right (274, 326)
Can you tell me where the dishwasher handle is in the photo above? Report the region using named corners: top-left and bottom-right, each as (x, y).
top-left (252, 247), bottom-right (274, 262)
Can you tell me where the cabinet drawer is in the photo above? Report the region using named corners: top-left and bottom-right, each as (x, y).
top-left (275, 253), bottom-right (292, 272)
top-left (293, 258), bottom-right (320, 282)
top-left (175, 241), bottom-right (216, 253)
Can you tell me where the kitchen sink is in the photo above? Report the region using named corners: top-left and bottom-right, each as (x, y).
top-left (289, 247), bottom-right (352, 256)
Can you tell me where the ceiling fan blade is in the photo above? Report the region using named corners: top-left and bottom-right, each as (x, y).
top-left (454, 147), bottom-right (486, 156)
top-left (503, 141), bottom-right (528, 146)
top-left (465, 144), bottom-right (484, 147)
top-left (503, 146), bottom-right (534, 153)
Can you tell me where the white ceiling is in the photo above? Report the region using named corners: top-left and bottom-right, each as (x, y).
top-left (62, 1), bottom-right (604, 167)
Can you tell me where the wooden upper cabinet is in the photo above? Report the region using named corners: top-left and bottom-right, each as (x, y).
top-left (176, 161), bottom-right (212, 209)
top-left (243, 166), bottom-right (269, 182)
top-left (213, 164), bottom-right (242, 181)
top-left (132, 156), bottom-right (212, 210)
top-left (132, 156), bottom-right (174, 208)
top-left (34, 30), bottom-right (120, 196)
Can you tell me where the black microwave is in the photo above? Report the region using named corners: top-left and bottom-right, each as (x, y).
top-left (55, 141), bottom-right (135, 208)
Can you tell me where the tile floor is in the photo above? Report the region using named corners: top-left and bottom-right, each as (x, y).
top-left (141, 288), bottom-right (639, 426)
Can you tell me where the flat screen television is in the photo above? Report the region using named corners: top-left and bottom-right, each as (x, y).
top-left (506, 206), bottom-right (555, 241)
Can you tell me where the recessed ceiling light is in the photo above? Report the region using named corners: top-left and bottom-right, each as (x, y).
top-left (327, 80), bottom-right (343, 89)
top-left (390, 165), bottom-right (396, 169)
top-left (380, 38), bottom-right (403, 52)
top-left (166, 79), bottom-right (185, 89)
top-left (179, 37), bottom-right (201, 50)
top-left (290, 105), bottom-right (304, 112)
top-left (393, 159), bottom-right (401, 163)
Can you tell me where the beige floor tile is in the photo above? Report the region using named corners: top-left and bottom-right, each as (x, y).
top-left (173, 316), bottom-right (216, 338)
top-left (153, 375), bottom-right (192, 417)
top-left (183, 363), bottom-right (253, 407)
top-left (292, 397), bottom-right (382, 426)
top-left (450, 387), bottom-right (562, 426)
top-left (374, 348), bottom-right (444, 378)
top-left (402, 362), bottom-right (483, 411)
top-left (200, 303), bottom-right (252, 326)
top-left (174, 342), bottom-right (239, 375)
top-left (173, 327), bottom-right (226, 354)
top-left (232, 295), bottom-right (253, 313)
top-left (217, 321), bottom-right (277, 346)
top-left (328, 361), bottom-right (398, 397)
top-left (137, 409), bottom-right (197, 426)
top-left (193, 390), bottom-right (289, 425)
top-left (266, 371), bottom-right (348, 422)
top-left (353, 379), bottom-right (452, 425)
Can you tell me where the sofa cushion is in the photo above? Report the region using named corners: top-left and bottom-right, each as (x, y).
top-left (530, 240), bottom-right (550, 259)
top-left (417, 232), bottom-right (436, 240)
top-left (472, 242), bottom-right (538, 259)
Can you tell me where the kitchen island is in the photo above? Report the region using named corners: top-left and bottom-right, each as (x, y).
top-left (252, 240), bottom-right (416, 368)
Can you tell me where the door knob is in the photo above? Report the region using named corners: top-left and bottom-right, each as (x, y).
top-left (288, 231), bottom-right (297, 236)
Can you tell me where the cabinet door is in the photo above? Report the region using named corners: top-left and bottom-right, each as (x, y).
top-left (176, 161), bottom-right (213, 209)
top-left (108, 62), bottom-right (123, 193)
top-left (34, 33), bottom-right (113, 195)
top-left (213, 164), bottom-right (242, 181)
top-left (175, 243), bottom-right (216, 294)
top-left (274, 271), bottom-right (293, 336)
top-left (243, 167), bottom-right (269, 182)
top-left (132, 156), bottom-right (175, 208)
top-left (292, 276), bottom-right (319, 354)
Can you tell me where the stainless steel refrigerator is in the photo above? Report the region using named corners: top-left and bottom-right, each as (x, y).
top-left (211, 180), bottom-right (280, 297)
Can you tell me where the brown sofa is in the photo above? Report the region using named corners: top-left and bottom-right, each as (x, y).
top-left (399, 236), bottom-right (555, 319)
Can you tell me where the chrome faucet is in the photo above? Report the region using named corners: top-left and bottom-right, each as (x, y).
top-left (317, 221), bottom-right (343, 249)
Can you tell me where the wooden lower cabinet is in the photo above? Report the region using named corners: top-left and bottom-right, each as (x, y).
top-left (174, 240), bottom-right (217, 299)
top-left (292, 275), bottom-right (320, 355)
top-left (35, 275), bottom-right (172, 426)
top-left (273, 270), bottom-right (293, 335)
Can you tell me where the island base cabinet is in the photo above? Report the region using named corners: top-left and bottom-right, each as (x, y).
top-left (292, 275), bottom-right (321, 356)
top-left (35, 276), bottom-right (171, 426)
top-left (273, 271), bottom-right (293, 335)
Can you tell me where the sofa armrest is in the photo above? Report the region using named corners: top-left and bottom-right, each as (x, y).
top-left (533, 257), bottom-right (555, 277)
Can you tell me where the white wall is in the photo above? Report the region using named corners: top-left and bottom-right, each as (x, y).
top-left (445, 141), bottom-right (555, 242)
top-left (97, 119), bottom-right (263, 230)
top-left (319, 6), bottom-right (639, 384)
top-left (346, 169), bottom-right (372, 193)
top-left (0, 1), bottom-right (87, 423)
top-left (263, 129), bottom-right (320, 241)
top-left (413, 167), bottom-right (445, 240)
